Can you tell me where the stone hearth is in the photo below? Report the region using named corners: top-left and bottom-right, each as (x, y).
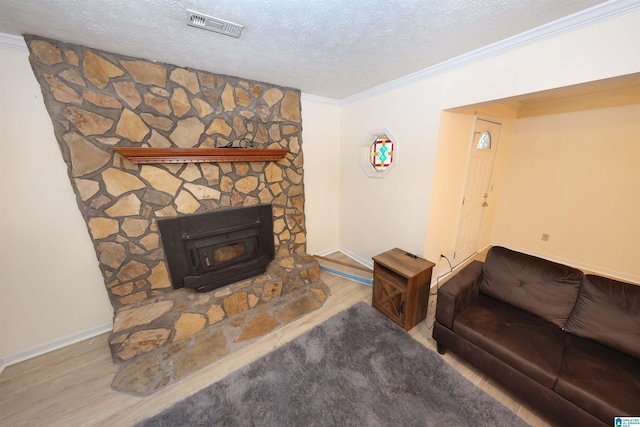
top-left (24, 35), bottom-right (328, 395)
top-left (111, 254), bottom-right (328, 396)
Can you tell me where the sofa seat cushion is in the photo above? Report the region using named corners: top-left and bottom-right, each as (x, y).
top-left (555, 335), bottom-right (640, 422)
top-left (453, 295), bottom-right (565, 388)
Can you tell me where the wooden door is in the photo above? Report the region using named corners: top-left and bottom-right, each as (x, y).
top-left (453, 119), bottom-right (501, 265)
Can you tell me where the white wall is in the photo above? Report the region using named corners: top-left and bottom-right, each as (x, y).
top-left (0, 41), bottom-right (113, 361)
top-left (301, 96), bottom-right (341, 255)
top-left (339, 78), bottom-right (445, 266)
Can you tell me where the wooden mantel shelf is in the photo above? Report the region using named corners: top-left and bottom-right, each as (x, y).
top-left (112, 147), bottom-right (290, 164)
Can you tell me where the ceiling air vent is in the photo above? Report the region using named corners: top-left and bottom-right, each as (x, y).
top-left (186, 9), bottom-right (243, 38)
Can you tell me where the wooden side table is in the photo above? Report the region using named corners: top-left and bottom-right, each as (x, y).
top-left (372, 248), bottom-right (435, 331)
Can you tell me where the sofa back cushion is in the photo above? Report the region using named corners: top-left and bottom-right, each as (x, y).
top-left (565, 274), bottom-right (640, 359)
top-left (480, 246), bottom-right (583, 328)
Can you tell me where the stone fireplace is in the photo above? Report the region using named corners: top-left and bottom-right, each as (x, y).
top-left (25, 35), bottom-right (329, 395)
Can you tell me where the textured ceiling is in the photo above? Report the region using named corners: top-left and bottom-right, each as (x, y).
top-left (0, 0), bottom-right (609, 99)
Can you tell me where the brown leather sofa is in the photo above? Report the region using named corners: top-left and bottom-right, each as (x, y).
top-left (432, 246), bottom-right (640, 426)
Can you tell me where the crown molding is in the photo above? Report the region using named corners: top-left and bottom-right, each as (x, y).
top-left (0, 33), bottom-right (27, 51)
top-left (301, 93), bottom-right (341, 106)
top-left (341, 0), bottom-right (640, 105)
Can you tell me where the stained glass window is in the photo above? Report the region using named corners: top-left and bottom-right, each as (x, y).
top-left (370, 135), bottom-right (394, 171)
top-left (360, 128), bottom-right (398, 178)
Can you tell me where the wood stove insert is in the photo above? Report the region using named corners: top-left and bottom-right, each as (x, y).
top-left (158, 205), bottom-right (275, 292)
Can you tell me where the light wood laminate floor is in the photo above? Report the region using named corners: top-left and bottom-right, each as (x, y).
top-left (0, 252), bottom-right (555, 426)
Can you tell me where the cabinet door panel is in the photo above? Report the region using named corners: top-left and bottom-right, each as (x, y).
top-left (373, 268), bottom-right (406, 326)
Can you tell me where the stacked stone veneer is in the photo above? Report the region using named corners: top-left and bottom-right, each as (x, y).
top-left (25, 35), bottom-right (329, 395)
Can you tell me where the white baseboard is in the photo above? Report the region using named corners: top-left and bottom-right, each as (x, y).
top-left (1, 322), bottom-right (112, 367)
top-left (313, 247), bottom-right (374, 270)
top-left (335, 247), bottom-right (374, 270)
top-left (313, 247), bottom-right (341, 257)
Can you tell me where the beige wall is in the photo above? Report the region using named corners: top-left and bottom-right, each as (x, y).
top-left (0, 43), bottom-right (113, 360)
top-left (301, 96), bottom-right (341, 255)
top-left (343, 10), bottom-right (639, 274)
top-left (491, 94), bottom-right (640, 282)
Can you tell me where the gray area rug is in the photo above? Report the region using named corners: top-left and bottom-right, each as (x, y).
top-left (136, 302), bottom-right (529, 426)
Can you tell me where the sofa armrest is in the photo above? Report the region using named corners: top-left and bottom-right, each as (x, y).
top-left (435, 260), bottom-right (483, 329)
